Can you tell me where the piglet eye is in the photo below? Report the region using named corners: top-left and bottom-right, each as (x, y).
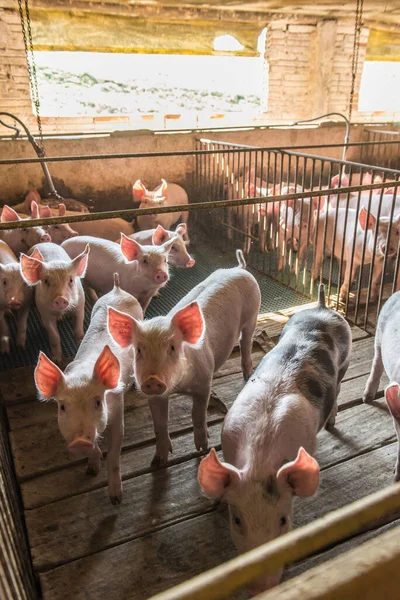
top-left (60, 404), bottom-right (65, 412)
top-left (170, 344), bottom-right (175, 351)
top-left (44, 278), bottom-right (49, 286)
top-left (69, 277), bottom-right (73, 284)
top-left (3, 280), bottom-right (6, 286)
top-left (280, 516), bottom-right (287, 527)
top-left (136, 347), bottom-right (141, 354)
top-left (96, 399), bottom-right (101, 408)
top-left (143, 257), bottom-right (148, 265)
top-left (233, 516), bottom-right (241, 526)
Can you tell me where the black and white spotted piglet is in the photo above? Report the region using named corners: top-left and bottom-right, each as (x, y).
top-left (199, 284), bottom-right (352, 594)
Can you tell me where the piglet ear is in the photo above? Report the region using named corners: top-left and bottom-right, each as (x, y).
top-left (30, 201), bottom-right (39, 219)
top-left (1, 205), bottom-right (20, 223)
top-left (132, 180), bottom-right (147, 202)
top-left (160, 234), bottom-right (178, 254)
top-left (59, 204), bottom-right (66, 217)
top-left (160, 179), bottom-right (168, 197)
top-left (25, 190), bottom-right (41, 209)
top-left (107, 306), bottom-right (138, 348)
top-left (152, 225), bottom-right (169, 246)
top-left (39, 205), bottom-right (52, 218)
top-left (34, 351), bottom-right (64, 398)
top-left (70, 244), bottom-right (89, 277)
top-left (198, 448), bottom-right (241, 498)
top-left (30, 247), bottom-right (44, 262)
top-left (93, 345), bottom-right (120, 390)
top-left (172, 302), bottom-right (204, 344)
top-left (20, 254), bottom-right (43, 285)
top-left (175, 223), bottom-right (187, 237)
top-left (341, 173), bottom-right (349, 187)
top-left (385, 383), bottom-right (400, 419)
top-left (277, 447), bottom-right (319, 497)
top-left (359, 207), bottom-right (376, 231)
top-left (120, 233), bottom-right (142, 262)
top-left (362, 172), bottom-right (372, 185)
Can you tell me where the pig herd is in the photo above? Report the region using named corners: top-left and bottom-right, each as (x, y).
top-left (2, 175), bottom-right (400, 593)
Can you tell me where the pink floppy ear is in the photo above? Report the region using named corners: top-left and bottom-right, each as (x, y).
top-left (30, 201), bottom-right (40, 219)
top-left (172, 302), bottom-right (205, 344)
top-left (362, 172), bottom-right (372, 185)
top-left (25, 190), bottom-right (41, 210)
top-left (34, 351), bottom-right (64, 398)
top-left (359, 207), bottom-right (376, 231)
top-left (1, 205), bottom-right (20, 223)
top-left (93, 345), bottom-right (120, 389)
top-left (107, 306), bottom-right (138, 348)
top-left (30, 247), bottom-right (44, 262)
top-left (198, 448), bottom-right (241, 498)
top-left (20, 254), bottom-right (43, 285)
top-left (277, 447), bottom-right (320, 497)
top-left (385, 383), bottom-right (400, 419)
top-left (160, 179), bottom-right (168, 197)
top-left (120, 233), bottom-right (142, 262)
top-left (132, 180), bottom-right (147, 202)
top-left (58, 204), bottom-right (66, 217)
top-left (152, 225), bottom-right (169, 245)
top-left (39, 205), bottom-right (52, 218)
top-left (175, 223), bottom-right (187, 237)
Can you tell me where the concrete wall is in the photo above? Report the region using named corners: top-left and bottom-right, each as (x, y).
top-left (0, 123), bottom-right (366, 209)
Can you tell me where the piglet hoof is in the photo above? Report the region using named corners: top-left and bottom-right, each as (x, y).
top-left (16, 338), bottom-right (26, 350)
top-left (362, 391), bottom-right (374, 404)
top-left (194, 428), bottom-right (209, 452)
top-left (0, 337), bottom-right (10, 354)
top-left (74, 332), bottom-right (84, 344)
top-left (87, 463), bottom-right (100, 476)
top-left (151, 439), bottom-right (172, 468)
top-left (109, 495), bottom-right (121, 506)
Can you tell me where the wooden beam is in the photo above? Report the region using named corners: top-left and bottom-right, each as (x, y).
top-left (147, 483), bottom-right (400, 600)
top-left (366, 28), bottom-right (400, 61)
top-left (258, 525), bottom-right (400, 599)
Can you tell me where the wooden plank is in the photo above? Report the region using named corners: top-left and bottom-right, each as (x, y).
top-left (9, 372), bottom-right (248, 481)
top-left (337, 371), bottom-right (389, 409)
top-left (39, 511), bottom-right (239, 600)
top-left (24, 405), bottom-right (397, 571)
top-left (38, 443), bottom-right (400, 599)
top-left (342, 337), bottom-right (375, 381)
top-left (261, 525), bottom-right (400, 600)
top-left (20, 397), bottom-right (393, 510)
top-left (21, 423), bottom-right (222, 510)
top-left (284, 518), bottom-right (400, 582)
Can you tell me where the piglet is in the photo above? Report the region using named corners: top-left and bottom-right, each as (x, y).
top-left (0, 240), bottom-right (33, 353)
top-left (363, 291), bottom-right (400, 481)
top-left (34, 274), bottom-right (143, 504)
top-left (125, 223), bottom-right (195, 268)
top-left (133, 179), bottom-right (189, 238)
top-left (62, 234), bottom-right (176, 311)
top-left (108, 249), bottom-right (261, 466)
top-left (312, 206), bottom-right (400, 303)
top-left (198, 285), bottom-right (351, 593)
top-left (39, 204), bottom-right (79, 244)
top-left (0, 203), bottom-right (51, 255)
top-left (20, 242), bottom-right (89, 363)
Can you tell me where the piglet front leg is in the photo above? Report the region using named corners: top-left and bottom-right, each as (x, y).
top-left (72, 288), bottom-right (85, 344)
top-left (192, 392), bottom-right (210, 452)
top-left (363, 345), bottom-right (384, 403)
top-left (43, 315), bottom-right (62, 364)
top-left (148, 395), bottom-right (172, 467)
top-left (16, 304), bottom-right (30, 349)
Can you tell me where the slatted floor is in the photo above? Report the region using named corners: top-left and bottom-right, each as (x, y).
top-left (1, 302), bottom-right (400, 599)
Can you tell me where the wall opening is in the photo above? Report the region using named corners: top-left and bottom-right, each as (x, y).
top-left (358, 61), bottom-right (400, 112)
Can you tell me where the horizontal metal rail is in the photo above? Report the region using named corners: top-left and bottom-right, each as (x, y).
top-left (0, 181), bottom-right (396, 231)
top-left (2, 142), bottom-right (400, 169)
top-left (149, 482), bottom-right (400, 600)
top-left (199, 138), bottom-right (400, 150)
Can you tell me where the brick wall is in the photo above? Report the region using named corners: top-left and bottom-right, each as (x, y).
top-left (0, 8), bottom-right (32, 117)
top-left (265, 19), bottom-right (372, 122)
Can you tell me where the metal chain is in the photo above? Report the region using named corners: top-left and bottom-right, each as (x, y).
top-left (348, 0), bottom-right (364, 123)
top-left (17, 0), bottom-right (45, 155)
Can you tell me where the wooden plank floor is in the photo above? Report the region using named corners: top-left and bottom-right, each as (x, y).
top-left (2, 303), bottom-right (400, 600)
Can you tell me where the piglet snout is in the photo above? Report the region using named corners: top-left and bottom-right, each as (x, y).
top-left (41, 233), bottom-right (52, 243)
top-left (186, 258), bottom-right (195, 268)
top-left (68, 437), bottom-right (95, 455)
top-left (155, 270), bottom-right (168, 284)
top-left (8, 297), bottom-right (22, 309)
top-left (53, 296), bottom-right (69, 310)
top-left (141, 376), bottom-right (167, 395)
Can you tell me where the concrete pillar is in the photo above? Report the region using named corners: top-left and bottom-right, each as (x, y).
top-left (0, 8), bottom-right (33, 118)
top-left (264, 19), bottom-right (369, 122)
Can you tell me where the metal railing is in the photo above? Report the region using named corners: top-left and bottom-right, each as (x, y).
top-left (195, 138), bottom-right (400, 330)
top-left (361, 128), bottom-right (400, 170)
